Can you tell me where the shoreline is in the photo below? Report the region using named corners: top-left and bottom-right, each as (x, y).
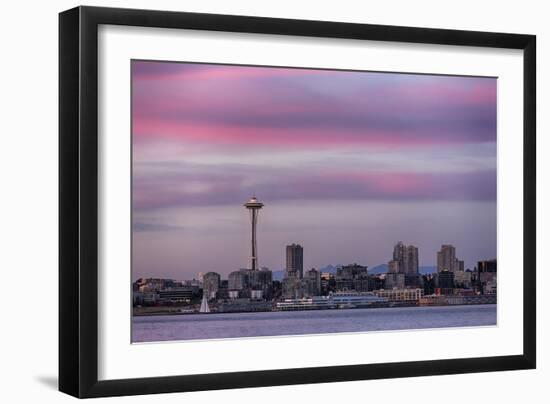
top-left (133, 301), bottom-right (496, 317)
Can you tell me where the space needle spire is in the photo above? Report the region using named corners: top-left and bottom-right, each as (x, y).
top-left (244, 196), bottom-right (264, 271)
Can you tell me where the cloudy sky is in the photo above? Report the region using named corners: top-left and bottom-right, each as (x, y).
top-left (132, 60), bottom-right (497, 281)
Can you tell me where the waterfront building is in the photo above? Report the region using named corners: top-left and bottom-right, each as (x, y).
top-left (286, 243), bottom-right (304, 278)
top-left (158, 289), bottom-right (191, 303)
top-left (158, 286), bottom-right (199, 303)
top-left (419, 294), bottom-right (497, 306)
top-left (320, 272), bottom-right (335, 295)
top-left (202, 272), bottom-right (221, 300)
top-left (335, 264), bottom-right (369, 292)
top-left (330, 291), bottom-right (388, 308)
top-left (374, 288), bottom-right (423, 302)
top-left (276, 296), bottom-right (333, 310)
top-left (141, 292), bottom-right (159, 305)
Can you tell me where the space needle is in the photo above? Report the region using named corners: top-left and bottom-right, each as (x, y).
top-left (244, 196), bottom-right (264, 271)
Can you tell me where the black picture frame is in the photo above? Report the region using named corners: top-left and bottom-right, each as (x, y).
top-left (59, 5), bottom-right (536, 398)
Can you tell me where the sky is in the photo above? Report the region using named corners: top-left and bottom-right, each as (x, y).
top-left (132, 60), bottom-right (497, 281)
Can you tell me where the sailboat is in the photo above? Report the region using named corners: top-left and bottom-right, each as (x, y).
top-left (199, 294), bottom-right (210, 313)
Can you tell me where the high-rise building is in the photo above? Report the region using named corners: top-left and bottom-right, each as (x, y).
top-left (406, 245), bottom-right (419, 275)
top-left (437, 244), bottom-right (465, 273)
top-left (202, 272), bottom-right (221, 300)
top-left (286, 243), bottom-right (304, 279)
top-left (390, 242), bottom-right (419, 275)
top-left (388, 260), bottom-right (400, 274)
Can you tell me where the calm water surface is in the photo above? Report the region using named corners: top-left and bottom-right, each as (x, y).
top-left (132, 304), bottom-right (496, 342)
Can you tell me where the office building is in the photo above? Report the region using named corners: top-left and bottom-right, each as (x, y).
top-left (437, 244), bottom-right (456, 272)
top-left (435, 269), bottom-right (455, 292)
top-left (303, 268), bottom-right (321, 297)
top-left (282, 276), bottom-right (304, 299)
top-left (374, 288), bottom-right (423, 302)
top-left (335, 264), bottom-right (369, 292)
top-left (385, 272), bottom-right (405, 289)
top-left (249, 267), bottom-right (273, 298)
top-left (453, 269), bottom-right (472, 288)
top-left (228, 270), bottom-right (248, 291)
top-left (390, 242), bottom-right (419, 275)
top-left (437, 244), bottom-right (464, 273)
top-left (477, 259), bottom-right (497, 293)
top-left (286, 243), bottom-right (304, 279)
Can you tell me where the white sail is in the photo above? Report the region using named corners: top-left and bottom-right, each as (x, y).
top-left (199, 294), bottom-right (210, 313)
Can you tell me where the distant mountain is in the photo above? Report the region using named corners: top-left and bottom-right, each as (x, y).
top-left (368, 264), bottom-right (437, 275)
top-left (318, 264), bottom-right (339, 273)
top-left (369, 264), bottom-right (389, 274)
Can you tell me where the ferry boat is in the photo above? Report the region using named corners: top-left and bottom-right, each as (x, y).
top-left (276, 292), bottom-right (389, 311)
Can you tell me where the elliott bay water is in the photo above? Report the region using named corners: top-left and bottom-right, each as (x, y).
top-left (132, 304), bottom-right (496, 342)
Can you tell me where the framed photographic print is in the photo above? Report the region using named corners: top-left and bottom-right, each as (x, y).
top-left (59, 6), bottom-right (536, 398)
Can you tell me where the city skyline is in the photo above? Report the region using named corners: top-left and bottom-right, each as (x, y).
top-left (132, 61), bottom-right (497, 280)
